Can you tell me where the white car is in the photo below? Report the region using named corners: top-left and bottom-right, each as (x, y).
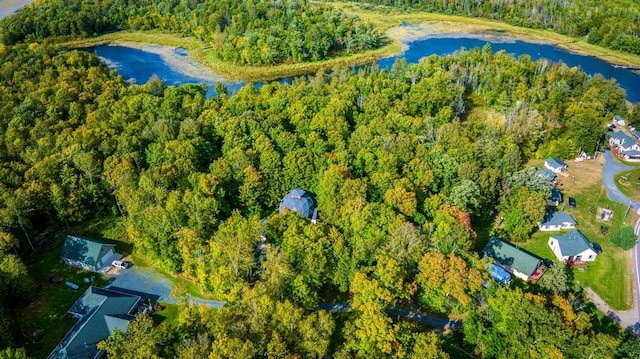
top-left (112, 260), bottom-right (129, 269)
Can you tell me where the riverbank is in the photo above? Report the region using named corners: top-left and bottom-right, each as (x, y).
top-left (331, 1), bottom-right (640, 68)
top-left (66, 30), bottom-right (401, 82)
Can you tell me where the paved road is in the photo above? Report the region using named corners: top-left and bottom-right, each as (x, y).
top-left (318, 303), bottom-right (462, 330)
top-left (601, 150), bottom-right (640, 335)
top-left (107, 266), bottom-right (224, 308)
top-left (109, 269), bottom-right (458, 326)
top-left (603, 150), bottom-right (640, 209)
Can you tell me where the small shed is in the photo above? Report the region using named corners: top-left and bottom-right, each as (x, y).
top-left (60, 235), bottom-right (119, 273)
top-left (613, 115), bottom-right (626, 126)
top-left (544, 158), bottom-right (568, 173)
top-left (539, 211), bottom-right (577, 231)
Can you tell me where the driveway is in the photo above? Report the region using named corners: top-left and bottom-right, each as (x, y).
top-left (107, 266), bottom-right (224, 308)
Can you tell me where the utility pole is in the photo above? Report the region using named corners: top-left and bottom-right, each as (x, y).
top-left (624, 201), bottom-right (633, 224)
top-left (593, 138), bottom-right (601, 159)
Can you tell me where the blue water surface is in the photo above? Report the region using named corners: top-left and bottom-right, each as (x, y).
top-left (93, 35), bottom-right (640, 101)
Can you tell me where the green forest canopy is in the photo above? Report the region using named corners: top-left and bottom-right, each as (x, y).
top-left (0, 0), bottom-right (382, 65)
top-left (343, 0), bottom-right (640, 56)
top-left (1, 37), bottom-right (640, 356)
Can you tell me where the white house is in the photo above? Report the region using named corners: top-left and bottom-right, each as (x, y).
top-left (609, 130), bottom-right (640, 162)
top-left (544, 158), bottom-right (568, 173)
top-left (539, 211), bottom-right (577, 231)
top-left (548, 230), bottom-right (598, 263)
top-left (613, 115), bottom-right (626, 126)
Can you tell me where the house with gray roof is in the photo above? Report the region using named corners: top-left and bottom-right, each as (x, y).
top-left (536, 168), bottom-right (556, 183)
top-left (609, 130), bottom-right (640, 162)
top-left (548, 188), bottom-right (563, 207)
top-left (483, 237), bottom-right (545, 282)
top-left (48, 287), bottom-right (145, 359)
top-left (548, 229), bottom-right (598, 263)
top-left (61, 236), bottom-right (121, 273)
top-left (544, 158), bottom-right (568, 173)
top-left (538, 211), bottom-right (577, 231)
top-left (279, 189), bottom-right (318, 222)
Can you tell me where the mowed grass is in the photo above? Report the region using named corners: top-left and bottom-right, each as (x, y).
top-left (19, 217), bottom-right (130, 357)
top-left (520, 158), bottom-right (633, 310)
top-left (614, 169), bottom-right (640, 201)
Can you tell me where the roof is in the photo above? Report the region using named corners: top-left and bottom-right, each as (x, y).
top-left (279, 189), bottom-right (316, 218)
top-left (536, 168), bottom-right (556, 181)
top-left (49, 287), bottom-right (141, 359)
top-left (609, 131), bottom-right (637, 147)
top-left (550, 188), bottom-right (563, 202)
top-left (61, 236), bottom-right (115, 268)
top-left (551, 230), bottom-right (594, 257)
top-left (490, 264), bottom-right (511, 284)
top-left (614, 115), bottom-right (625, 122)
top-left (540, 211), bottom-right (576, 227)
top-left (483, 237), bottom-right (541, 277)
top-left (545, 158), bottom-right (567, 169)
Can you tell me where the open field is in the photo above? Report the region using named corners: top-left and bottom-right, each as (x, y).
top-left (521, 158), bottom-right (633, 310)
top-left (328, 1), bottom-right (640, 68)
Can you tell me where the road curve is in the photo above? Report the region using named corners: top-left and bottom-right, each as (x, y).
top-left (602, 149), bottom-right (640, 335)
top-left (602, 150), bottom-right (640, 209)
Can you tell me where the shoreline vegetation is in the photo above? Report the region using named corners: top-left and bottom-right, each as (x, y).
top-left (63, 1), bottom-right (640, 82)
top-left (65, 31), bottom-right (402, 82)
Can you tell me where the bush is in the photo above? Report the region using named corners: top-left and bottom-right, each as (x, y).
top-left (611, 226), bottom-right (637, 250)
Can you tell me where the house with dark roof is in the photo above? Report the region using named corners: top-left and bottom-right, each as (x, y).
top-left (539, 211), bottom-right (577, 231)
top-left (61, 236), bottom-right (121, 273)
top-left (548, 230), bottom-right (598, 263)
top-left (279, 189), bottom-right (318, 222)
top-left (544, 158), bottom-right (568, 173)
top-left (609, 130), bottom-right (640, 162)
top-left (548, 188), bottom-right (563, 207)
top-left (483, 238), bottom-right (545, 283)
top-left (48, 287), bottom-right (146, 359)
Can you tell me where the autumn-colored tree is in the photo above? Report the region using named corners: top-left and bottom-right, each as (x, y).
top-left (416, 252), bottom-right (482, 313)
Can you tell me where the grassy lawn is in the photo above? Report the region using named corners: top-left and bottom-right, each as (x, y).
top-left (18, 217), bottom-right (132, 357)
top-left (520, 159), bottom-right (633, 310)
top-left (614, 169), bottom-right (640, 201)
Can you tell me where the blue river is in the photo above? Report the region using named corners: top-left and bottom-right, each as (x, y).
top-left (93, 35), bottom-right (640, 102)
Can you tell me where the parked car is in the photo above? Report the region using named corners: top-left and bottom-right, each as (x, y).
top-left (542, 259), bottom-right (554, 268)
top-left (568, 197), bottom-right (576, 208)
top-left (112, 260), bottom-right (130, 269)
top-left (592, 243), bottom-right (603, 254)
